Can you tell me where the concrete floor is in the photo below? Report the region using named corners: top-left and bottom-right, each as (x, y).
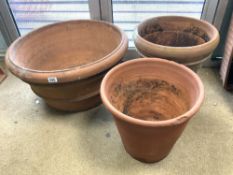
top-left (0, 67), bottom-right (233, 175)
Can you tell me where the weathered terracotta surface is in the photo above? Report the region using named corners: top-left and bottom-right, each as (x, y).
top-left (134, 16), bottom-right (220, 70)
top-left (136, 48), bottom-right (210, 72)
top-left (6, 20), bottom-right (128, 111)
top-left (114, 79), bottom-right (190, 121)
top-left (101, 58), bottom-right (204, 163)
top-left (46, 93), bottom-right (101, 112)
top-left (30, 71), bottom-right (104, 111)
top-left (143, 31), bottom-right (206, 47)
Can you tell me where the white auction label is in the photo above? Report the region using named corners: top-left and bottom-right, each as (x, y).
top-left (48, 77), bottom-right (58, 83)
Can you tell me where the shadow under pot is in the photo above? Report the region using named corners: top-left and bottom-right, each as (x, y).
top-left (100, 58), bottom-right (204, 163)
top-left (134, 16), bottom-right (220, 72)
top-left (5, 20), bottom-right (128, 112)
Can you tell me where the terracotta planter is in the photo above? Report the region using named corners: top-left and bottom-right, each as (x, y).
top-left (100, 58), bottom-right (204, 163)
top-left (134, 16), bottom-right (220, 71)
top-left (6, 20), bottom-right (128, 111)
top-left (136, 48), bottom-right (210, 72)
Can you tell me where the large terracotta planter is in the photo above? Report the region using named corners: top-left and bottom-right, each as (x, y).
top-left (6, 20), bottom-right (128, 111)
top-left (134, 16), bottom-right (220, 71)
top-left (100, 58), bottom-right (204, 163)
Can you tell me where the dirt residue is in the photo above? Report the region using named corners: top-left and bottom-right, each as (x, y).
top-left (111, 79), bottom-right (189, 121)
top-left (183, 26), bottom-right (209, 42)
top-left (144, 31), bottom-right (206, 47)
top-left (141, 23), bottom-right (209, 47)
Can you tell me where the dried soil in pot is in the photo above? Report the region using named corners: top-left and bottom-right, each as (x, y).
top-left (141, 24), bottom-right (209, 47)
top-left (112, 79), bottom-right (189, 121)
top-left (143, 31), bottom-right (206, 47)
top-left (134, 16), bottom-right (220, 66)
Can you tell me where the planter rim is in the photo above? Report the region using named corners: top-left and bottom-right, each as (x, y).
top-left (136, 48), bottom-right (211, 66)
top-left (100, 58), bottom-right (204, 127)
top-left (5, 19), bottom-right (128, 84)
top-left (133, 15), bottom-right (220, 50)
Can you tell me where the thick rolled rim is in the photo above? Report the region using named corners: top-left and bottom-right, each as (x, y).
top-left (6, 20), bottom-right (128, 84)
top-left (133, 16), bottom-right (220, 51)
top-left (136, 48), bottom-right (211, 66)
top-left (100, 58), bottom-right (204, 127)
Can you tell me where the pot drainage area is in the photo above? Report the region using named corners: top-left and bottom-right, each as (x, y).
top-left (111, 79), bottom-right (190, 121)
top-left (141, 24), bottom-right (209, 47)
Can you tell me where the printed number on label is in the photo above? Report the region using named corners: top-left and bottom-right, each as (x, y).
top-left (48, 77), bottom-right (58, 83)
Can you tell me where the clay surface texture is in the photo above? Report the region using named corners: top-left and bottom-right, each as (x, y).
top-left (101, 58), bottom-right (204, 163)
top-left (141, 24), bottom-right (209, 47)
top-left (6, 20), bottom-right (128, 111)
top-left (111, 79), bottom-right (189, 121)
top-left (134, 16), bottom-right (220, 71)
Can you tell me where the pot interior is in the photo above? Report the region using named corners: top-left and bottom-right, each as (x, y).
top-left (11, 21), bottom-right (122, 71)
top-left (139, 18), bottom-right (210, 47)
top-left (111, 78), bottom-right (189, 121)
top-left (105, 59), bottom-right (201, 121)
top-left (144, 31), bottom-right (206, 47)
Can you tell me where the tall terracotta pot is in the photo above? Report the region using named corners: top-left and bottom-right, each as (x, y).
top-left (5, 20), bottom-right (128, 111)
top-left (100, 58), bottom-right (204, 163)
top-left (134, 16), bottom-right (220, 71)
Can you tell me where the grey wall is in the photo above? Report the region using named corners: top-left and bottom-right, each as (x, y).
top-left (0, 30), bottom-right (7, 53)
top-left (213, 0), bottom-right (233, 60)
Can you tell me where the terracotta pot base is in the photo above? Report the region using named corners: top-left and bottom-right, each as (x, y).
top-left (136, 49), bottom-right (210, 72)
top-left (127, 147), bottom-right (171, 163)
top-left (185, 55), bottom-right (210, 72)
top-left (45, 94), bottom-right (101, 112)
